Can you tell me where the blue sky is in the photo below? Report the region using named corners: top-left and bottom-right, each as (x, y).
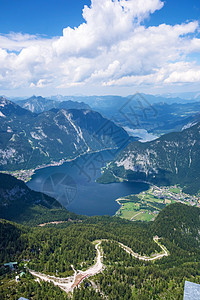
top-left (146, 0), bottom-right (200, 26)
top-left (0, 0), bottom-right (200, 96)
top-left (0, 0), bottom-right (199, 35)
top-left (0, 0), bottom-right (90, 36)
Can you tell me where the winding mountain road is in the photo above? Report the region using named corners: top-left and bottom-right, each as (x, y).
top-left (118, 236), bottom-right (168, 261)
top-left (29, 237), bottom-right (168, 293)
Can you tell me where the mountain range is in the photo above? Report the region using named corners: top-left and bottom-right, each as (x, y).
top-left (99, 121), bottom-right (200, 194)
top-left (1, 93), bottom-right (200, 299)
top-left (15, 96), bottom-right (90, 114)
top-left (0, 97), bottom-right (130, 171)
top-left (10, 94), bottom-right (200, 136)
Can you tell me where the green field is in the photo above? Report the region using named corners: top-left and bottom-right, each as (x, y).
top-left (169, 187), bottom-right (181, 194)
top-left (115, 187), bottom-right (180, 222)
top-left (116, 190), bottom-right (164, 222)
top-left (115, 185), bottom-right (199, 222)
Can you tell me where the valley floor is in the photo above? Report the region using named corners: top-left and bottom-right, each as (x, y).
top-left (115, 185), bottom-right (200, 221)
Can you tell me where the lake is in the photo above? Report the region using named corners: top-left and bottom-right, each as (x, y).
top-left (27, 150), bottom-right (149, 216)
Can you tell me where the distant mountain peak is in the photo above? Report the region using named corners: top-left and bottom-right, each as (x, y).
top-left (0, 96), bottom-right (11, 105)
top-left (28, 95), bottom-right (50, 101)
top-left (15, 96), bottom-right (91, 114)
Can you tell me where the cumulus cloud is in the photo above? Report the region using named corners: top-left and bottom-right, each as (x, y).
top-left (164, 62), bottom-right (200, 83)
top-left (0, 0), bottom-right (200, 92)
top-left (53, 0), bottom-right (163, 57)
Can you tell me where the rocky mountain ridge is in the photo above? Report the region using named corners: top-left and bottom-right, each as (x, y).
top-left (100, 122), bottom-right (200, 194)
top-left (15, 96), bottom-right (90, 113)
top-left (0, 97), bottom-right (130, 170)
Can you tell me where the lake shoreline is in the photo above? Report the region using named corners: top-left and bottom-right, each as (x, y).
top-left (27, 150), bottom-right (149, 217)
top-left (1, 147), bottom-right (118, 183)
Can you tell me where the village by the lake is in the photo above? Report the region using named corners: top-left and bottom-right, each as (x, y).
top-left (115, 185), bottom-right (200, 222)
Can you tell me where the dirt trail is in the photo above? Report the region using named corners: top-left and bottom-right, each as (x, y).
top-left (130, 211), bottom-right (144, 220)
top-left (71, 240), bottom-right (103, 288)
top-left (30, 237), bottom-right (168, 293)
top-left (29, 240), bottom-right (103, 293)
top-left (29, 270), bottom-right (75, 293)
top-left (118, 236), bottom-right (168, 261)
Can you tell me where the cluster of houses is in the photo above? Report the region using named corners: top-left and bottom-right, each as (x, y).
top-left (3, 262), bottom-right (29, 299)
top-left (3, 261), bottom-right (26, 282)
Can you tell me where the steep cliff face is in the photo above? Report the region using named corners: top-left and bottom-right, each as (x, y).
top-left (0, 97), bottom-right (130, 170)
top-left (101, 122), bottom-right (200, 194)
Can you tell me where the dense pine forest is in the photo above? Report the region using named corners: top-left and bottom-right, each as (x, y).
top-left (1, 203), bottom-right (200, 299)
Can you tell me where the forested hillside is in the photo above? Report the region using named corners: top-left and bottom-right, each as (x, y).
top-left (0, 173), bottom-right (78, 225)
top-left (1, 203), bottom-right (200, 299)
top-left (152, 203), bottom-right (200, 250)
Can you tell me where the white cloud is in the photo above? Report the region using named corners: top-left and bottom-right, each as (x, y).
top-left (164, 62), bottom-right (200, 83)
top-left (0, 32), bottom-right (52, 52)
top-left (53, 0), bottom-right (163, 57)
top-left (165, 70), bottom-right (200, 83)
top-left (0, 0), bottom-right (200, 93)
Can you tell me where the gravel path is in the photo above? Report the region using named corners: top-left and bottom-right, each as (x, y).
top-left (30, 237), bottom-right (168, 293)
